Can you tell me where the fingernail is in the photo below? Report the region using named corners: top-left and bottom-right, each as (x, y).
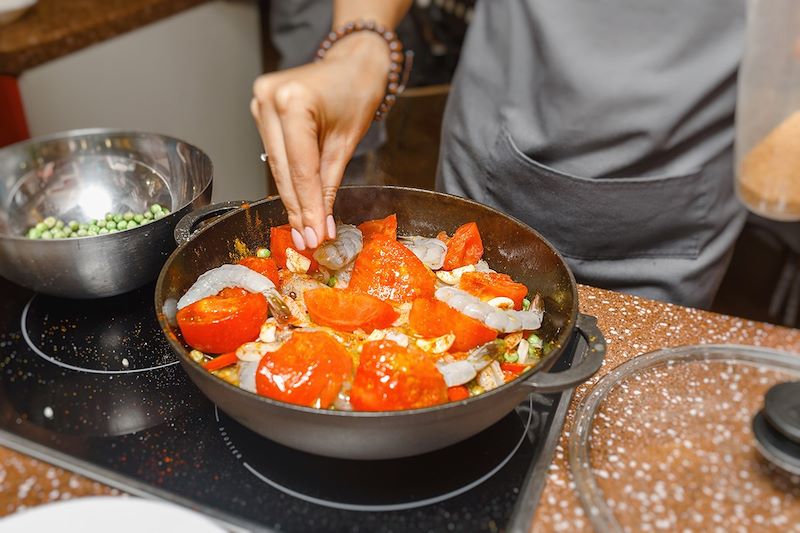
top-left (304, 226), bottom-right (319, 249)
top-left (327, 215), bottom-right (337, 240)
top-left (291, 227), bottom-right (306, 251)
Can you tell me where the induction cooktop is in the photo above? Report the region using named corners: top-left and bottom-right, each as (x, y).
top-left (0, 277), bottom-right (582, 532)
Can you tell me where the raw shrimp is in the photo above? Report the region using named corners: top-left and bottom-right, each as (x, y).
top-left (434, 286), bottom-right (543, 333)
top-left (435, 339), bottom-right (505, 386)
top-left (313, 224), bottom-right (363, 270)
top-left (280, 272), bottom-right (326, 306)
top-left (399, 235), bottom-right (447, 270)
top-left (177, 264), bottom-right (291, 322)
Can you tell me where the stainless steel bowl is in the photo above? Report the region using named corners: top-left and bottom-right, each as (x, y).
top-left (0, 129), bottom-right (213, 298)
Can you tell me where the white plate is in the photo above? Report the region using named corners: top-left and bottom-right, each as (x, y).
top-left (0, 496), bottom-right (227, 533)
top-left (0, 0), bottom-right (36, 26)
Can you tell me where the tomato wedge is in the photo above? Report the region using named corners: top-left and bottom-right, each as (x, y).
top-left (459, 271), bottom-right (528, 310)
top-left (256, 330), bottom-right (353, 408)
top-left (350, 340), bottom-right (448, 411)
top-left (177, 291), bottom-right (267, 354)
top-left (269, 224), bottom-right (318, 273)
top-left (447, 385), bottom-right (470, 402)
top-left (500, 362), bottom-right (530, 375)
top-left (357, 214), bottom-right (397, 241)
top-left (238, 256), bottom-right (280, 287)
top-left (408, 298), bottom-right (497, 352)
top-left (348, 236), bottom-right (435, 303)
top-left (304, 287), bottom-right (398, 333)
top-left (441, 222), bottom-right (484, 270)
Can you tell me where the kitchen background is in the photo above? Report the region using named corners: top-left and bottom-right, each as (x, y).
top-left (1, 0), bottom-right (797, 327)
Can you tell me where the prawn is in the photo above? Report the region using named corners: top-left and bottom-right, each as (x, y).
top-left (434, 286), bottom-right (543, 333)
top-left (177, 264), bottom-right (290, 322)
top-left (399, 235), bottom-right (447, 270)
top-left (313, 224), bottom-right (363, 270)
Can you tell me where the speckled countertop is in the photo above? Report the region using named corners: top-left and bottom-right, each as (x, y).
top-left (0, 0), bottom-right (206, 76)
top-left (1, 285), bottom-right (799, 530)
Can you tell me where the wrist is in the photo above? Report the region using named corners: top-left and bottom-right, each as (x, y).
top-left (316, 22), bottom-right (409, 120)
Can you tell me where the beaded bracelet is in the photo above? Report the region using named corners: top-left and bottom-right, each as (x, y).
top-left (315, 20), bottom-right (414, 121)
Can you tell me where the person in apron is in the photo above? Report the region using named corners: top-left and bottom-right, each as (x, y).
top-left (251, 0), bottom-right (747, 309)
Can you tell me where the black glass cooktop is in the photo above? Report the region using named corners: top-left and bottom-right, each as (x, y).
top-left (0, 276), bottom-right (582, 532)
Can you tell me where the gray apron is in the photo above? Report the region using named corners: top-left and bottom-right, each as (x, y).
top-left (437, 0), bottom-right (748, 308)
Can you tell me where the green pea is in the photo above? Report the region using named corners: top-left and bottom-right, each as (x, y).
top-left (88, 224), bottom-right (99, 232)
top-left (99, 228), bottom-right (109, 235)
top-left (43, 216), bottom-right (57, 228)
top-left (327, 276), bottom-right (337, 287)
top-left (143, 211), bottom-right (154, 220)
top-left (79, 223), bottom-right (89, 231)
top-left (150, 204), bottom-right (163, 214)
top-left (35, 222), bottom-right (47, 232)
top-left (109, 228), bottom-right (119, 233)
top-left (52, 230), bottom-right (66, 239)
top-left (140, 218), bottom-right (151, 225)
top-left (123, 212), bottom-right (134, 221)
top-left (527, 333), bottom-right (543, 349)
top-left (106, 221), bottom-right (117, 230)
top-left (126, 221), bottom-right (139, 229)
top-left (41, 230), bottom-right (53, 239)
top-left (54, 220), bottom-right (64, 230)
top-left (256, 248), bottom-right (271, 258)
top-left (68, 220), bottom-right (79, 231)
top-left (76, 229), bottom-right (88, 237)
top-left (113, 214), bottom-right (123, 223)
top-left (133, 214), bottom-right (143, 223)
top-left (504, 352), bottom-right (519, 363)
top-left (87, 230), bottom-right (98, 236)
top-left (105, 213), bottom-right (114, 221)
top-left (62, 228), bottom-right (73, 237)
top-left (154, 211), bottom-right (166, 220)
top-left (522, 298), bottom-right (531, 311)
top-left (27, 229), bottom-right (41, 239)
top-left (97, 220), bottom-right (107, 229)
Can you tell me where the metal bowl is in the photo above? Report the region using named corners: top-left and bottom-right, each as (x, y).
top-left (0, 129), bottom-right (213, 298)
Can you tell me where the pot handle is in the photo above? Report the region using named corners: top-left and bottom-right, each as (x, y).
top-left (521, 313), bottom-right (606, 394)
top-left (174, 201), bottom-right (243, 246)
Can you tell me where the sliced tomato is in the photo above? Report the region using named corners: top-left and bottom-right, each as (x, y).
top-left (177, 291), bottom-right (267, 354)
top-left (269, 224), bottom-right (318, 273)
top-left (447, 385), bottom-right (470, 402)
top-left (256, 330), bottom-right (353, 408)
top-left (500, 362), bottom-right (530, 376)
top-left (441, 222), bottom-right (484, 270)
top-left (357, 214), bottom-right (397, 241)
top-left (408, 298), bottom-right (497, 352)
top-left (238, 256), bottom-right (280, 287)
top-left (304, 287), bottom-right (398, 333)
top-left (350, 340), bottom-right (448, 411)
top-left (459, 271), bottom-right (528, 310)
top-left (348, 236), bottom-right (435, 303)
top-left (203, 352), bottom-right (238, 371)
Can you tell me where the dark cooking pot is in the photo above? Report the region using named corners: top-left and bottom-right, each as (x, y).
top-left (155, 186), bottom-right (606, 460)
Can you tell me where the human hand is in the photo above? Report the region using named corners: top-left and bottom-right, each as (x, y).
top-left (251, 32), bottom-right (390, 250)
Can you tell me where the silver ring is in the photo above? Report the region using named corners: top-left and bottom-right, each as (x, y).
top-left (260, 153), bottom-right (268, 162)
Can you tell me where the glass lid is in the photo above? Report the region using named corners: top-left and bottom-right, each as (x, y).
top-left (570, 344), bottom-right (800, 532)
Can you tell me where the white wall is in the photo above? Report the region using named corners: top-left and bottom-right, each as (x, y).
top-left (19, 0), bottom-right (266, 203)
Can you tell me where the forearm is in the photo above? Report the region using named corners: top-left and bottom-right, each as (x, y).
top-left (333, 0), bottom-right (413, 29)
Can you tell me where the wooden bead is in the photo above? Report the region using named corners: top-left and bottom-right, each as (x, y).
top-left (388, 71), bottom-right (400, 83)
top-left (387, 82), bottom-right (399, 95)
top-left (389, 40), bottom-right (403, 52)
